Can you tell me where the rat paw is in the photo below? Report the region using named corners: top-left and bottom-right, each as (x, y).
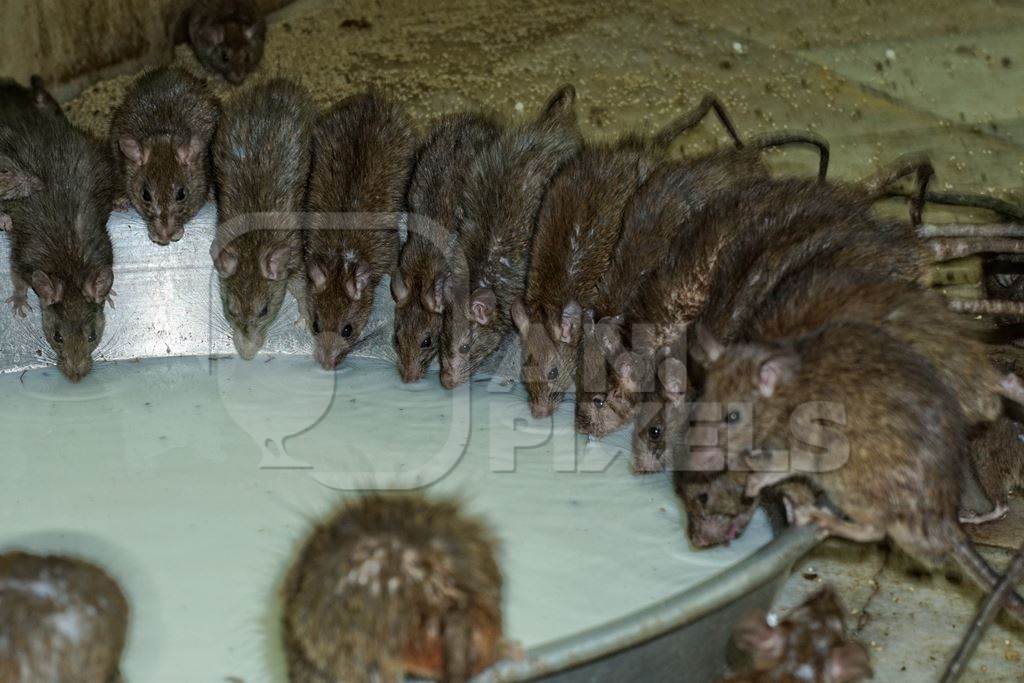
top-left (6, 293), bottom-right (30, 317)
top-left (0, 213), bottom-right (11, 232)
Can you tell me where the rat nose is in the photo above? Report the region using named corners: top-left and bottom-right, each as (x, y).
top-left (401, 363), bottom-right (424, 384)
top-left (530, 401), bottom-right (554, 419)
top-left (440, 369), bottom-right (459, 390)
top-left (149, 219), bottom-right (180, 246)
top-left (314, 339), bottom-right (343, 371)
top-left (59, 356), bottom-right (93, 383)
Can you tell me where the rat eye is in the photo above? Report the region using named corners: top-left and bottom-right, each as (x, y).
top-left (547, 367), bottom-right (559, 381)
top-left (220, 48), bottom-right (230, 63)
top-left (312, 316), bottom-right (321, 335)
top-left (54, 330), bottom-right (64, 345)
top-left (724, 410), bottom-right (741, 424)
top-left (341, 324), bottom-right (353, 338)
top-left (459, 342), bottom-right (470, 354)
top-left (176, 187), bottom-right (187, 202)
top-left (697, 493), bottom-right (709, 506)
top-left (648, 425), bottom-right (662, 440)
top-left (592, 395), bottom-right (605, 409)
top-left (142, 186), bottom-right (152, 203)
top-left (420, 336), bottom-right (432, 349)
top-left (88, 331), bottom-right (97, 344)
top-left (258, 305), bottom-right (269, 318)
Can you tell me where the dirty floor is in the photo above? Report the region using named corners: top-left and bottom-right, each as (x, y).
top-left (62, 0), bottom-right (1024, 680)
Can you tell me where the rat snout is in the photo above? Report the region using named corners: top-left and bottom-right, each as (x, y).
top-left (529, 398), bottom-right (555, 419)
top-left (233, 332), bottom-right (263, 361)
top-left (314, 334), bottom-right (345, 371)
top-left (400, 361), bottom-right (425, 384)
top-left (440, 366), bottom-right (464, 390)
top-left (149, 218), bottom-right (184, 246)
top-left (59, 354), bottom-right (93, 383)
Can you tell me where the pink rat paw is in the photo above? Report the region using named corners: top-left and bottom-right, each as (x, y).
top-left (6, 293), bottom-right (30, 317)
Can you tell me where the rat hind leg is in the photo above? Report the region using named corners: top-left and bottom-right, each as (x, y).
top-left (6, 267), bottom-right (30, 317)
top-left (794, 505), bottom-right (887, 543)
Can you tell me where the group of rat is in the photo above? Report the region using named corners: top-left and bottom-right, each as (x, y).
top-left (4, 0), bottom-right (1024, 681)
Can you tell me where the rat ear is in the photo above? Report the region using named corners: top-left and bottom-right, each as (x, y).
top-left (260, 244), bottom-right (290, 282)
top-left (756, 353), bottom-right (798, 398)
top-left (826, 642), bottom-right (872, 683)
top-left (468, 287), bottom-right (496, 325)
top-left (596, 316), bottom-right (625, 357)
top-left (421, 276), bottom-right (445, 314)
top-left (244, 22), bottom-right (263, 40)
top-left (211, 242), bottom-right (239, 278)
top-left (390, 269), bottom-right (410, 306)
top-left (658, 356), bottom-right (687, 400)
top-left (196, 24), bottom-right (226, 47)
top-left (695, 323), bottom-right (725, 364)
top-left (733, 610), bottom-right (785, 668)
top-left (307, 262), bottom-right (328, 293)
top-left (0, 153), bottom-right (43, 200)
top-left (344, 261), bottom-right (372, 301)
top-left (118, 137), bottom-right (149, 166)
top-left (539, 84), bottom-right (577, 125)
top-left (84, 267), bottom-right (113, 304)
top-left (558, 300), bottom-right (582, 343)
top-left (176, 135), bottom-right (204, 166)
top-left (31, 271), bottom-right (63, 307)
top-left (511, 298), bottom-right (530, 335)
top-left (612, 351), bottom-right (640, 393)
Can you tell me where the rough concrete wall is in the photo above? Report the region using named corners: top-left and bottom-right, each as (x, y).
top-left (0, 0), bottom-right (291, 96)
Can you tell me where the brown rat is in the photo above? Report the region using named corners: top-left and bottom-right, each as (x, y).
top-left (304, 91), bottom-right (416, 370)
top-left (0, 551), bottom-right (129, 683)
top-left (2, 105), bottom-right (115, 383)
top-left (438, 84), bottom-right (581, 390)
top-left (187, 0), bottom-right (266, 85)
top-left (697, 320), bottom-right (1024, 625)
top-left (720, 588), bottom-right (872, 683)
top-left (110, 66), bottom-right (220, 245)
top-left (392, 112), bottom-right (501, 383)
top-left (282, 493), bottom-right (505, 683)
top-left (211, 79), bottom-right (315, 360)
top-left (965, 415), bottom-right (1024, 524)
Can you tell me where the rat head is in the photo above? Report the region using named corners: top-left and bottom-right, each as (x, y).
top-left (190, 14), bottom-right (266, 85)
top-left (118, 134), bottom-right (208, 245)
top-left (33, 268), bottom-right (112, 383)
top-left (674, 470), bottom-right (758, 548)
top-left (575, 314), bottom-right (644, 437)
top-left (438, 280), bottom-right (505, 390)
top-left (213, 236), bottom-right (293, 361)
top-left (513, 298), bottom-right (582, 418)
top-left (391, 269), bottom-right (445, 383)
top-left (306, 256), bottom-right (375, 371)
top-left (733, 589), bottom-right (872, 682)
top-left (632, 352), bottom-right (689, 474)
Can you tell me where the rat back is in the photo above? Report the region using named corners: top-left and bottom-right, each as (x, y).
top-left (0, 552), bottom-right (129, 683)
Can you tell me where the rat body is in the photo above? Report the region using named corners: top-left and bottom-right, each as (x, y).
top-left (187, 0), bottom-right (266, 85)
top-left (438, 85), bottom-right (581, 389)
top-left (110, 67), bottom-right (220, 245)
top-left (967, 416), bottom-right (1024, 523)
top-left (212, 79), bottom-right (314, 360)
top-left (2, 106), bottom-right (115, 382)
top-left (304, 92), bottom-right (416, 370)
top-left (0, 76), bottom-right (64, 122)
top-left (283, 494), bottom-right (505, 683)
top-left (721, 588), bottom-right (872, 683)
top-left (0, 552), bottom-right (129, 683)
top-left (392, 112), bottom-right (501, 383)
top-left (698, 321), bottom-right (1024, 623)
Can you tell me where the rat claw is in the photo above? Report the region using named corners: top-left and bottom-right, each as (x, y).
top-left (6, 294), bottom-right (30, 317)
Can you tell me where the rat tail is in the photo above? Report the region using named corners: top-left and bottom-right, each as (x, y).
top-left (947, 299), bottom-right (1024, 318)
top-left (652, 94), bottom-right (743, 150)
top-left (746, 132), bottom-right (830, 181)
top-left (950, 525), bottom-right (1024, 628)
top-left (860, 152), bottom-right (935, 225)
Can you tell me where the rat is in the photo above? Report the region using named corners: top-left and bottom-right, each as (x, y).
top-left (2, 105), bottom-right (115, 383)
top-left (282, 493), bottom-right (506, 683)
top-left (438, 84), bottom-right (581, 390)
top-left (965, 414), bottom-right (1024, 523)
top-left (187, 0), bottom-right (266, 85)
top-left (720, 588), bottom-right (872, 683)
top-left (211, 78), bottom-right (315, 360)
top-left (0, 552), bottom-right (129, 683)
top-left (109, 66), bottom-right (220, 245)
top-left (392, 112), bottom-right (501, 383)
top-left (304, 91), bottom-right (416, 371)
top-left (696, 320), bottom-right (1024, 626)
top-left (0, 76), bottom-right (65, 122)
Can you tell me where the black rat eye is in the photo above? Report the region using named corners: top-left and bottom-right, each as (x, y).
top-left (259, 305), bottom-right (269, 318)
top-left (420, 336), bottom-right (432, 349)
top-left (176, 187), bottom-right (187, 202)
top-left (312, 316), bottom-right (321, 335)
top-left (697, 493), bottom-right (709, 506)
top-left (547, 367), bottom-right (559, 381)
top-left (88, 331), bottom-right (97, 344)
top-left (459, 342), bottom-right (470, 354)
top-left (725, 410), bottom-right (741, 424)
top-left (648, 425), bottom-right (662, 440)
top-left (592, 396), bottom-right (605, 408)
top-left (142, 186), bottom-right (152, 203)
top-left (54, 330), bottom-right (64, 345)
top-left (341, 324), bottom-right (353, 338)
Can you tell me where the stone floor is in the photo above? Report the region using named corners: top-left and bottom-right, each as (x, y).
top-left (62, 0), bottom-right (1024, 680)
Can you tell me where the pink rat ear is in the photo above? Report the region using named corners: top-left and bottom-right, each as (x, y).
top-left (658, 356), bottom-right (687, 400)
top-left (756, 353), bottom-right (799, 398)
top-left (212, 243), bottom-right (239, 278)
top-left (84, 267), bottom-right (113, 304)
top-left (421, 275), bottom-right (445, 314)
top-left (826, 642), bottom-right (873, 683)
top-left (558, 300), bottom-right (582, 343)
top-left (307, 262), bottom-right (328, 294)
top-left (733, 609), bottom-right (786, 669)
top-left (260, 244), bottom-right (290, 282)
top-left (468, 287), bottom-right (496, 325)
top-left (511, 298), bottom-right (530, 335)
top-left (344, 261), bottom-right (372, 301)
top-left (176, 135), bottom-right (204, 166)
top-left (197, 24), bottom-right (226, 47)
top-left (390, 269), bottom-right (410, 306)
top-left (118, 137), bottom-right (149, 166)
top-left (612, 351), bottom-right (640, 393)
top-left (695, 323), bottom-right (725, 364)
top-left (31, 271), bottom-right (64, 307)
